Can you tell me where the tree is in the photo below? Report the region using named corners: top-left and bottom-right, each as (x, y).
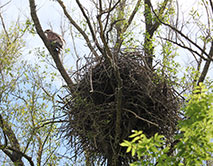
top-left (0, 6), bottom-right (70, 165)
top-left (27, 0), bottom-right (213, 165)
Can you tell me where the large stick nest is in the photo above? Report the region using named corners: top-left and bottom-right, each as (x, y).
top-left (62, 52), bottom-right (182, 164)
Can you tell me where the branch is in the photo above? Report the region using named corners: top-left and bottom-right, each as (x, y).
top-left (209, 0), bottom-right (213, 14)
top-left (0, 116), bottom-right (21, 151)
top-left (106, 19), bottom-right (124, 42)
top-left (97, 6), bottom-right (113, 61)
top-left (0, 114), bottom-right (7, 149)
top-left (144, 0), bottom-right (170, 68)
top-left (0, 12), bottom-right (9, 39)
top-left (150, 0), bottom-right (170, 36)
top-left (36, 136), bottom-right (43, 166)
top-left (28, 0), bottom-right (74, 93)
top-left (4, 146), bottom-right (34, 166)
top-left (197, 42), bottom-right (213, 84)
top-left (158, 36), bottom-right (209, 61)
top-left (0, 115), bottom-right (24, 165)
top-left (76, 0), bottom-right (103, 54)
top-left (0, 0), bottom-right (11, 9)
top-left (103, 0), bottom-right (121, 33)
top-left (123, 0), bottom-right (142, 32)
top-left (148, 0), bottom-right (211, 60)
top-left (57, 0), bottom-right (100, 59)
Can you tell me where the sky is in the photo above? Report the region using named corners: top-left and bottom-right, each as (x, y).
top-left (0, 0), bottom-right (212, 88)
top-left (1, 0), bottom-right (212, 88)
top-left (0, 0), bottom-right (203, 56)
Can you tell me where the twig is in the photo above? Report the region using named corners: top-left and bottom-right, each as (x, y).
top-left (0, 0), bottom-right (11, 9)
top-left (124, 108), bottom-right (159, 127)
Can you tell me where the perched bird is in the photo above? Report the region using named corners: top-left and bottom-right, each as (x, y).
top-left (44, 29), bottom-right (65, 54)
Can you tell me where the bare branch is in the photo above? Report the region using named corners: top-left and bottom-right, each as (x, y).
top-left (209, 0), bottom-right (213, 14)
top-left (0, 0), bottom-right (11, 9)
top-left (148, 0), bottom-right (211, 60)
top-left (57, 0), bottom-right (100, 59)
top-left (0, 12), bottom-right (9, 39)
top-left (123, 0), bottom-right (142, 32)
top-left (103, 0), bottom-right (121, 33)
top-left (124, 109), bottom-right (159, 127)
top-left (76, 0), bottom-right (103, 54)
top-left (97, 6), bottom-right (113, 61)
top-left (158, 36), bottom-right (209, 61)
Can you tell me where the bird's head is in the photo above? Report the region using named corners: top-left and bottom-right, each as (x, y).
top-left (44, 29), bottom-right (52, 34)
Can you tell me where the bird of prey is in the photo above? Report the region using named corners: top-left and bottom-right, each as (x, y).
top-left (44, 29), bottom-right (65, 54)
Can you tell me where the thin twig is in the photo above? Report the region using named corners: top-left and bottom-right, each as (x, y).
top-left (124, 108), bottom-right (159, 127)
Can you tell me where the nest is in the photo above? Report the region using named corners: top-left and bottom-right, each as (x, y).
top-left (62, 52), bottom-right (181, 165)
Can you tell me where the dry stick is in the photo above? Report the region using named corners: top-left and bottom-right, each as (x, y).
top-left (124, 109), bottom-right (159, 127)
top-left (29, 0), bottom-right (74, 93)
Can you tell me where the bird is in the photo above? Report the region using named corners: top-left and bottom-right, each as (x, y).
top-left (44, 29), bottom-right (65, 54)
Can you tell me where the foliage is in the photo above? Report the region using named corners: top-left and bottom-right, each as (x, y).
top-left (0, 21), bottom-right (66, 165)
top-left (121, 84), bottom-right (213, 166)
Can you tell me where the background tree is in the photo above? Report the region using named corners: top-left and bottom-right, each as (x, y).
top-left (0, 5), bottom-right (71, 165)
